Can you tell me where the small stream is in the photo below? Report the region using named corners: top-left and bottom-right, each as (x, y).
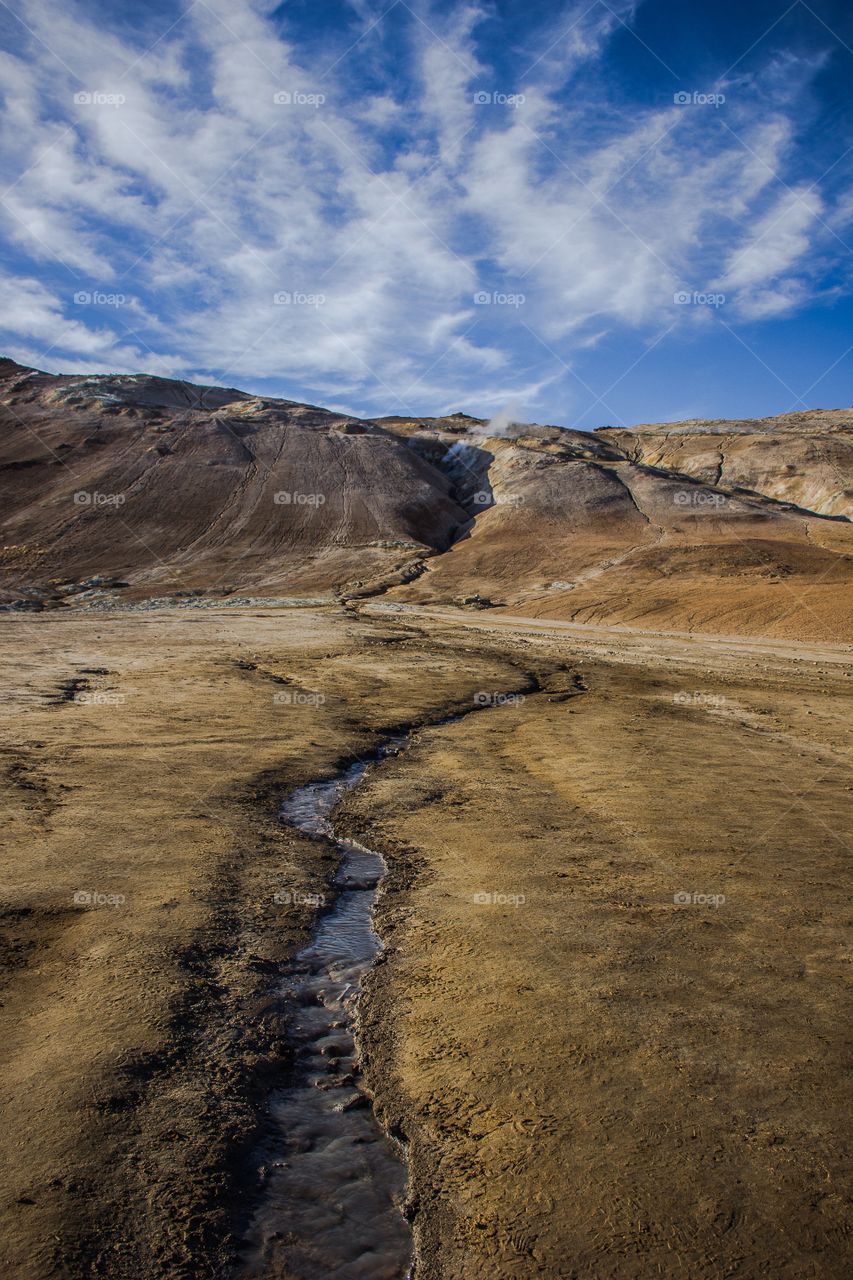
top-left (240, 735), bottom-right (413, 1280)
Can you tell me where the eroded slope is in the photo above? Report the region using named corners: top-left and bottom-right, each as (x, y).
top-left (2, 361), bottom-right (851, 641)
top-left (599, 410), bottom-right (853, 518)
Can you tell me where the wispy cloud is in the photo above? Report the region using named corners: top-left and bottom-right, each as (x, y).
top-left (0, 0), bottom-right (848, 421)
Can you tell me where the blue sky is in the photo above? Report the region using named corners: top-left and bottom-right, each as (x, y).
top-left (0, 0), bottom-right (851, 428)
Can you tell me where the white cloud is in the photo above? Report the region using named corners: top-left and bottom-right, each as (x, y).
top-left (715, 188), bottom-right (823, 317)
top-left (0, 0), bottom-right (843, 417)
top-left (0, 272), bottom-right (184, 372)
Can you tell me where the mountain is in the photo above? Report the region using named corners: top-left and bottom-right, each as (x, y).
top-left (598, 411), bottom-right (853, 518)
top-left (0, 359), bottom-right (466, 603)
top-left (1, 359), bottom-right (850, 641)
top-left (376, 414), bottom-right (852, 640)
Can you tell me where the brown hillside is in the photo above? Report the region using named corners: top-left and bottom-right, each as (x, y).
top-left (1, 361), bottom-right (850, 641)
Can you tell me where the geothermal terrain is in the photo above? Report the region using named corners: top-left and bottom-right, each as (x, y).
top-left (0, 359), bottom-right (851, 1279)
top-left (2, 357), bottom-right (851, 638)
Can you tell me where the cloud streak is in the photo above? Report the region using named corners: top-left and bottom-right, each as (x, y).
top-left (0, 0), bottom-right (848, 422)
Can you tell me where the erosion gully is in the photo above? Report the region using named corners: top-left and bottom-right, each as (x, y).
top-left (237, 672), bottom-right (546, 1280)
top-left (239, 733), bottom-right (414, 1280)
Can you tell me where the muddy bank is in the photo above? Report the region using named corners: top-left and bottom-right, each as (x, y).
top-left (237, 658), bottom-right (562, 1279)
top-left (0, 607), bottom-right (526, 1280)
top-left (1, 604), bottom-right (849, 1279)
top-left (239, 738), bottom-right (415, 1280)
top-left (341, 620), bottom-right (852, 1279)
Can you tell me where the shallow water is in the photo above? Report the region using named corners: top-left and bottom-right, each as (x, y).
top-left (240, 737), bottom-right (413, 1280)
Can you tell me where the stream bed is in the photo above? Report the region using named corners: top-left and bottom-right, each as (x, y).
top-left (240, 735), bottom-right (413, 1280)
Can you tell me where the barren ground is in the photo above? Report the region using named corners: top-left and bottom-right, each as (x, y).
top-left (0, 604), bottom-right (850, 1279)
